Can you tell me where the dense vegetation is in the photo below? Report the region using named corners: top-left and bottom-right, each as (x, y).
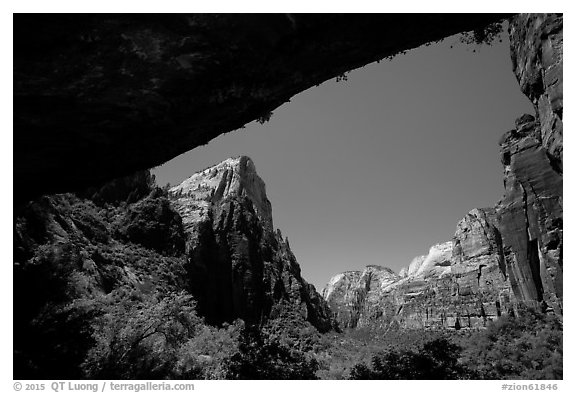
top-left (343, 308), bottom-right (562, 380)
top-left (13, 172), bottom-right (323, 380)
top-left (457, 307), bottom-right (563, 379)
top-left (14, 171), bottom-right (562, 380)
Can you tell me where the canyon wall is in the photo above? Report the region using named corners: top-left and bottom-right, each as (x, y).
top-left (323, 13), bottom-right (563, 329)
top-left (497, 13), bottom-right (563, 315)
top-left (169, 156), bottom-right (333, 331)
top-left (12, 13), bottom-right (563, 378)
top-left (324, 208), bottom-right (515, 329)
top-left (14, 157), bottom-right (333, 377)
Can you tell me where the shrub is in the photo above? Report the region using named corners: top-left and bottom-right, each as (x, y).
top-left (459, 307), bottom-right (563, 379)
top-left (459, 21), bottom-right (504, 45)
top-left (82, 170), bottom-right (156, 206)
top-left (82, 291), bottom-right (202, 379)
top-left (224, 324), bottom-right (319, 380)
top-left (349, 337), bottom-right (467, 380)
top-left (173, 321), bottom-right (244, 379)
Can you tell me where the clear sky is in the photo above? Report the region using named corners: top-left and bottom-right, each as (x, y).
top-left (152, 29), bottom-right (534, 291)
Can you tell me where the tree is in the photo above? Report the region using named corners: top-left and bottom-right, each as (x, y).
top-left (173, 320), bottom-right (244, 379)
top-left (349, 338), bottom-right (467, 379)
top-left (459, 307), bottom-right (563, 379)
top-left (225, 323), bottom-right (319, 380)
top-left (82, 291), bottom-right (202, 379)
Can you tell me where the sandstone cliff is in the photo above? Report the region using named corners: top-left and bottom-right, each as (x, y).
top-left (169, 156), bottom-right (333, 331)
top-left (323, 13), bottom-right (563, 329)
top-left (497, 13), bottom-right (563, 315)
top-left (12, 13), bottom-right (563, 379)
top-left (323, 209), bottom-right (514, 330)
top-left (509, 14), bottom-right (563, 170)
top-left (322, 266), bottom-right (400, 329)
top-left (14, 158), bottom-right (333, 377)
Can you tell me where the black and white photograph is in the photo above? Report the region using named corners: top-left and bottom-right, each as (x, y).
top-left (9, 3), bottom-right (566, 389)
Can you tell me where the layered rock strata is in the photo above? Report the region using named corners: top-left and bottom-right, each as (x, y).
top-left (496, 115), bottom-right (562, 314)
top-left (323, 14), bottom-right (563, 329)
top-left (323, 209), bottom-right (515, 330)
top-left (323, 266), bottom-right (400, 329)
top-left (509, 13), bottom-right (563, 170)
top-left (497, 13), bottom-right (563, 315)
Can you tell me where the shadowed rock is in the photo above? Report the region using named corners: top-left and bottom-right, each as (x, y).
top-left (170, 156), bottom-right (334, 331)
top-left (13, 159), bottom-right (335, 377)
top-left (14, 14), bottom-right (509, 202)
top-left (322, 14), bottom-right (563, 329)
top-left (496, 116), bottom-right (563, 314)
top-left (509, 14), bottom-right (563, 170)
top-left (498, 14), bottom-right (563, 315)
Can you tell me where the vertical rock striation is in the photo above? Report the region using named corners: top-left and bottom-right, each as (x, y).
top-left (323, 209), bottom-right (516, 330)
top-left (496, 115), bottom-right (563, 314)
top-left (322, 266), bottom-right (399, 329)
top-left (497, 13), bottom-right (563, 314)
top-left (450, 208), bottom-right (515, 323)
top-left (509, 13), bottom-right (563, 170)
top-left (170, 156), bottom-right (333, 331)
top-left (323, 13), bottom-right (563, 329)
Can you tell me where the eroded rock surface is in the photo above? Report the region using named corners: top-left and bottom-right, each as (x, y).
top-left (170, 156), bottom-right (333, 331)
top-left (509, 14), bottom-right (563, 170)
top-left (496, 115), bottom-right (563, 314)
top-left (14, 14), bottom-right (508, 202)
top-left (14, 157), bottom-right (334, 377)
top-left (498, 13), bottom-right (563, 315)
top-left (322, 13), bottom-right (563, 329)
top-left (323, 209), bottom-right (516, 330)
top-left (322, 266), bottom-right (399, 329)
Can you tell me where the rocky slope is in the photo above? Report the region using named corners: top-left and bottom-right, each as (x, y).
top-left (323, 14), bottom-right (563, 329)
top-left (14, 184), bottom-right (189, 378)
top-left (13, 157), bottom-right (332, 378)
top-left (169, 156), bottom-right (333, 330)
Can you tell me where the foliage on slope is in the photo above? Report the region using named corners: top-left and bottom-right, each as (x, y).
top-left (341, 307), bottom-right (562, 380)
top-left (13, 169), bottom-right (562, 380)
